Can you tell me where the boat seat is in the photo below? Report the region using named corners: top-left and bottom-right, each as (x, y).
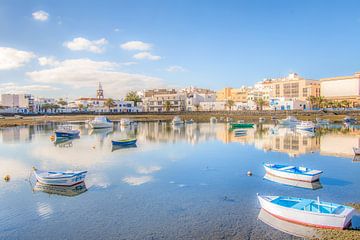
top-left (278, 166), bottom-right (295, 171)
top-left (306, 170), bottom-right (322, 175)
top-left (292, 199), bottom-right (314, 210)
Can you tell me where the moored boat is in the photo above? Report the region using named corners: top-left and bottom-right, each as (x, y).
top-left (263, 163), bottom-right (322, 182)
top-left (33, 168), bottom-right (87, 186)
top-left (257, 194), bottom-right (355, 229)
top-left (54, 125), bottom-right (80, 138)
top-left (230, 123), bottom-right (254, 129)
top-left (210, 116), bottom-right (217, 124)
top-left (120, 118), bottom-right (131, 126)
top-left (171, 116), bottom-right (184, 125)
top-left (89, 116), bottom-right (113, 129)
top-left (185, 119), bottom-right (194, 124)
top-left (353, 147), bottom-right (360, 155)
top-left (278, 116), bottom-right (299, 125)
top-left (259, 117), bottom-right (265, 123)
top-left (111, 138), bottom-right (137, 146)
top-left (344, 116), bottom-right (357, 124)
top-left (316, 118), bottom-right (330, 125)
top-left (296, 121), bottom-right (316, 132)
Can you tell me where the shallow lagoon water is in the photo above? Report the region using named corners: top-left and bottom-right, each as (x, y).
top-left (0, 122), bottom-right (360, 239)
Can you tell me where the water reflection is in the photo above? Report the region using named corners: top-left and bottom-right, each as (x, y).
top-left (111, 144), bottom-right (137, 152)
top-left (33, 181), bottom-right (87, 197)
top-left (263, 173), bottom-right (322, 190)
top-left (258, 208), bottom-right (320, 239)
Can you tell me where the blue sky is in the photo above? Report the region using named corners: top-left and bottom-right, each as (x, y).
top-left (0, 0), bottom-right (359, 98)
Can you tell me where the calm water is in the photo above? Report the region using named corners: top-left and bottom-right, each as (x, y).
top-left (1, 122), bottom-right (360, 240)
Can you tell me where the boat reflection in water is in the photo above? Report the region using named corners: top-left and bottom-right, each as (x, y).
top-left (111, 144), bottom-right (137, 152)
top-left (53, 136), bottom-right (79, 148)
top-left (33, 181), bottom-right (87, 197)
top-left (264, 173), bottom-right (322, 190)
top-left (258, 208), bottom-right (320, 239)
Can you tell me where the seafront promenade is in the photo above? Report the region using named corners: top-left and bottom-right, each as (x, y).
top-left (1, 110), bottom-right (359, 127)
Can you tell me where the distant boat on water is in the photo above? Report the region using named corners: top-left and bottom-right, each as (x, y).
top-left (230, 123), bottom-right (254, 129)
top-left (344, 116), bottom-right (357, 124)
top-left (316, 118), bottom-right (330, 125)
top-left (120, 118), bottom-right (131, 126)
top-left (89, 116), bottom-right (113, 129)
top-left (171, 116), bottom-right (184, 125)
top-left (33, 168), bottom-right (87, 186)
top-left (296, 121), bottom-right (316, 132)
top-left (54, 125), bottom-right (80, 138)
top-left (210, 117), bottom-right (217, 124)
top-left (278, 116), bottom-right (299, 126)
top-left (263, 163), bottom-right (322, 182)
top-left (263, 173), bottom-right (322, 190)
top-left (185, 119), bottom-right (194, 124)
top-left (257, 194), bottom-right (355, 229)
top-left (111, 138), bottom-right (137, 146)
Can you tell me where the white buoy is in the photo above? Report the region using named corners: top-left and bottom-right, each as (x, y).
top-left (247, 171), bottom-right (252, 176)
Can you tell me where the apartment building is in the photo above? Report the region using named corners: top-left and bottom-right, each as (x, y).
top-left (320, 72), bottom-right (360, 106)
top-left (142, 89), bottom-right (186, 112)
top-left (216, 87), bottom-right (249, 103)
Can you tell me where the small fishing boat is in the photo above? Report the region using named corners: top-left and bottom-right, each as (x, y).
top-left (0, 115), bottom-right (5, 119)
top-left (171, 116), bottom-right (184, 125)
top-left (111, 138), bottom-right (137, 146)
top-left (230, 123), bottom-right (254, 129)
top-left (34, 181), bottom-right (87, 197)
top-left (14, 114), bottom-right (23, 119)
top-left (263, 173), bottom-right (322, 190)
top-left (185, 119), bottom-right (194, 124)
top-left (259, 117), bottom-right (265, 123)
top-left (33, 168), bottom-right (87, 186)
top-left (278, 116), bottom-right (299, 125)
top-left (89, 116), bottom-right (113, 129)
top-left (316, 118), bottom-right (330, 125)
top-left (353, 147), bottom-right (360, 155)
top-left (257, 194), bottom-right (355, 229)
top-left (344, 116), bottom-right (357, 124)
top-left (210, 116), bottom-right (217, 124)
top-left (296, 121), bottom-right (316, 132)
top-left (54, 125), bottom-right (80, 138)
top-left (263, 163), bottom-right (322, 182)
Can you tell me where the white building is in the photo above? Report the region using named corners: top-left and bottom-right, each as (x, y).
top-left (186, 92), bottom-right (216, 111)
top-left (142, 89), bottom-right (187, 112)
top-left (0, 94), bottom-right (34, 113)
top-left (74, 98), bottom-right (139, 113)
top-left (269, 97), bottom-right (307, 110)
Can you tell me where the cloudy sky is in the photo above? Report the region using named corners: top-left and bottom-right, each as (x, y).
top-left (0, 0), bottom-right (360, 98)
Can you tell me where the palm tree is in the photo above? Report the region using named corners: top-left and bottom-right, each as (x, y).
top-left (225, 100), bottom-right (235, 111)
top-left (255, 98), bottom-right (266, 111)
top-left (163, 100), bottom-right (172, 112)
top-left (124, 91), bottom-right (142, 106)
top-left (307, 96), bottom-right (317, 110)
top-left (104, 98), bottom-right (116, 112)
top-left (316, 96), bottom-right (326, 109)
top-left (78, 104), bottom-right (85, 112)
top-left (57, 98), bottom-right (68, 107)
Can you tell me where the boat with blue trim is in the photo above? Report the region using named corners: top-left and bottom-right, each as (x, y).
top-left (263, 163), bottom-right (322, 182)
top-left (54, 126), bottom-right (80, 138)
top-left (111, 138), bottom-right (137, 146)
top-left (258, 194), bottom-right (355, 229)
top-left (33, 167), bottom-right (87, 186)
top-left (89, 116), bottom-right (113, 129)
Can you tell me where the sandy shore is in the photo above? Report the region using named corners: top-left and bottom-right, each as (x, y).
top-left (0, 111), bottom-right (358, 127)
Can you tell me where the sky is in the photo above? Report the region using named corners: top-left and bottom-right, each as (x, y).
top-left (0, 0), bottom-right (360, 99)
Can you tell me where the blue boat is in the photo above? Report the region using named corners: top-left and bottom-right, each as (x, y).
top-left (111, 138), bottom-right (137, 146)
top-left (54, 126), bottom-right (80, 138)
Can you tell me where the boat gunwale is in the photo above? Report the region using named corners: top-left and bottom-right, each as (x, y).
top-left (263, 163), bottom-right (323, 177)
top-left (35, 170), bottom-right (87, 179)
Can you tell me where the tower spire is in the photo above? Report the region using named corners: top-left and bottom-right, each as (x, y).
top-left (96, 82), bottom-right (104, 99)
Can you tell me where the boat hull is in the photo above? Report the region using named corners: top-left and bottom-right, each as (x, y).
top-left (230, 123), bottom-right (254, 129)
top-left (55, 131), bottom-right (80, 138)
top-left (353, 147), bottom-right (360, 155)
top-left (264, 165), bottom-right (321, 182)
top-left (258, 195), bottom-right (354, 229)
top-left (34, 171), bottom-right (87, 186)
top-left (89, 122), bottom-right (113, 129)
top-left (112, 139), bottom-right (137, 146)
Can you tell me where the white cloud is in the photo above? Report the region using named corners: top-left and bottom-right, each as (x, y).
top-left (133, 52), bottom-right (161, 61)
top-left (26, 58), bottom-right (164, 97)
top-left (0, 82), bottom-right (58, 94)
top-left (32, 10), bottom-right (49, 21)
top-left (64, 37), bottom-right (108, 53)
top-left (122, 176), bottom-right (153, 186)
top-left (114, 28), bottom-right (120, 32)
top-left (0, 47), bottom-right (35, 70)
top-left (121, 41), bottom-right (152, 51)
top-left (38, 56), bottom-right (60, 66)
top-left (166, 65), bottom-right (186, 72)
top-left (120, 61), bottom-right (138, 66)
top-left (136, 166), bottom-right (161, 174)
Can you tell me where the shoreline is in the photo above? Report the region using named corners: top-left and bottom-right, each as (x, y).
top-left (0, 110), bottom-right (359, 128)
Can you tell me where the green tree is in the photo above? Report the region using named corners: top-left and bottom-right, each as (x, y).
top-left (124, 91), bottom-right (142, 106)
top-left (163, 100), bottom-right (172, 112)
top-left (316, 96), bottom-right (326, 109)
top-left (255, 98), bottom-right (266, 111)
top-left (307, 96), bottom-right (317, 110)
top-left (194, 103), bottom-right (201, 111)
top-left (104, 98), bottom-right (116, 112)
top-left (78, 104), bottom-right (85, 112)
top-left (57, 98), bottom-right (68, 107)
top-left (225, 99), bottom-right (235, 111)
